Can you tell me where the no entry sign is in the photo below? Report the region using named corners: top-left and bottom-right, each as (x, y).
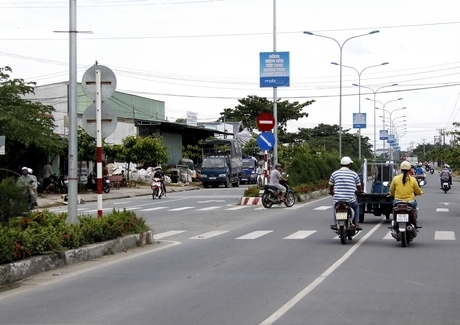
top-left (256, 112), bottom-right (275, 131)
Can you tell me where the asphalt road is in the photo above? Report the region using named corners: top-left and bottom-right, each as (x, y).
top-left (0, 173), bottom-right (459, 325)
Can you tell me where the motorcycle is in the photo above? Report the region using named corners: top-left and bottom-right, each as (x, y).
top-left (441, 179), bottom-right (451, 193)
top-left (429, 168), bottom-right (434, 175)
top-left (151, 177), bottom-right (163, 199)
top-left (87, 172), bottom-right (111, 193)
top-left (390, 201), bottom-right (420, 247)
top-left (261, 180), bottom-right (295, 208)
top-left (332, 201), bottom-right (359, 244)
top-left (414, 175), bottom-right (426, 187)
top-left (45, 174), bottom-right (67, 193)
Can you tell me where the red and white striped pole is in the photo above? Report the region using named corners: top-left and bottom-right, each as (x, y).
top-left (96, 70), bottom-right (103, 217)
top-left (264, 151), bottom-right (268, 185)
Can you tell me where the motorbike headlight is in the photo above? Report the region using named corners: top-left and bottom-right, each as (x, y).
top-left (218, 174), bottom-right (226, 177)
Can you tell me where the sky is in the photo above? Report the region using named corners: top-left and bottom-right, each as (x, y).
top-left (2, 0), bottom-right (460, 153)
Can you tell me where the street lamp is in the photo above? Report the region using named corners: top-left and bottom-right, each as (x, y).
top-left (368, 97), bottom-right (402, 158)
top-left (354, 83), bottom-right (397, 159)
top-left (304, 30), bottom-right (380, 158)
top-left (331, 61), bottom-right (388, 161)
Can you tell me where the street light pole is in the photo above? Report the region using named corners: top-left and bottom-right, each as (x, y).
top-left (354, 83), bottom-right (397, 159)
top-left (374, 98), bottom-right (403, 158)
top-left (332, 62), bottom-right (388, 161)
top-left (304, 30), bottom-right (379, 158)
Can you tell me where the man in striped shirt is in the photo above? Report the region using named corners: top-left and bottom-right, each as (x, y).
top-left (328, 156), bottom-right (363, 230)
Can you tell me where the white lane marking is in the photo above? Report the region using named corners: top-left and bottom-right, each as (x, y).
top-left (84, 208), bottom-right (114, 213)
top-left (435, 231), bottom-right (456, 240)
top-left (189, 231), bottom-right (229, 239)
top-left (436, 208), bottom-right (449, 212)
top-left (167, 207), bottom-right (194, 211)
top-left (196, 206), bottom-right (221, 211)
top-left (260, 219), bottom-right (385, 325)
top-left (140, 207), bottom-right (168, 211)
top-left (154, 230), bottom-right (187, 239)
top-left (113, 201), bottom-right (132, 205)
top-left (125, 207), bottom-right (141, 210)
top-left (284, 230), bottom-right (317, 239)
top-left (236, 230), bottom-right (273, 240)
top-left (314, 206), bottom-right (332, 210)
top-left (226, 206), bottom-right (250, 210)
top-left (197, 200), bottom-right (226, 203)
top-left (383, 231), bottom-right (393, 240)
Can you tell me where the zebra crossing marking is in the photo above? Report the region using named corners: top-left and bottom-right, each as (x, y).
top-left (189, 230), bottom-right (229, 239)
top-left (236, 230), bottom-right (273, 240)
top-left (154, 230), bottom-right (187, 239)
top-left (314, 206), bottom-right (332, 210)
top-left (284, 230), bottom-right (317, 239)
top-left (167, 207), bottom-right (194, 211)
top-left (434, 231), bottom-right (455, 240)
top-left (196, 206), bottom-right (221, 211)
top-left (140, 207), bottom-right (168, 211)
top-left (436, 208), bottom-right (449, 212)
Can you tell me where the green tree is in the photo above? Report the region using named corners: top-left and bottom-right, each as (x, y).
top-left (0, 177), bottom-right (29, 226)
top-left (218, 95), bottom-right (313, 133)
top-left (0, 66), bottom-right (64, 167)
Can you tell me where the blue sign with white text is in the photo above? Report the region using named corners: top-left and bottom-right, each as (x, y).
top-left (353, 113), bottom-right (366, 129)
top-left (257, 132), bottom-right (275, 151)
top-left (259, 52), bottom-right (290, 88)
top-left (380, 130), bottom-right (388, 140)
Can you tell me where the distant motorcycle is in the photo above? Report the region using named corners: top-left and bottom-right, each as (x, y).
top-left (87, 172), bottom-right (111, 193)
top-left (332, 201), bottom-right (360, 244)
top-left (151, 177), bottom-right (163, 199)
top-left (429, 168), bottom-right (434, 175)
top-left (261, 180), bottom-right (295, 208)
top-left (45, 174), bottom-right (68, 193)
top-left (390, 201), bottom-right (420, 247)
top-left (414, 175), bottom-right (426, 187)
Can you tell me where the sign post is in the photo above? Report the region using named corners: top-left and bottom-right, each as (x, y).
top-left (81, 65), bottom-right (117, 217)
top-left (256, 112), bottom-right (276, 185)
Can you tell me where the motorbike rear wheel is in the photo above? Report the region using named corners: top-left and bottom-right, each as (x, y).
top-left (261, 193), bottom-right (273, 209)
top-left (401, 231), bottom-right (407, 247)
top-left (339, 225), bottom-right (347, 245)
top-left (152, 188), bottom-right (159, 199)
top-left (284, 192), bottom-right (295, 207)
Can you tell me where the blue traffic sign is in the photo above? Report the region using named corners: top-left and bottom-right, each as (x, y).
top-left (257, 132), bottom-right (275, 151)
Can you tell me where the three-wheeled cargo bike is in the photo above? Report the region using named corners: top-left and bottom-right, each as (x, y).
top-left (357, 160), bottom-right (395, 223)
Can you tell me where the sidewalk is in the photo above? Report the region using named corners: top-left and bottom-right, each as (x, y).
top-left (37, 183), bottom-right (202, 208)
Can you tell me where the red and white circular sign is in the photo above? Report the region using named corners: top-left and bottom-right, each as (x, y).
top-left (256, 112), bottom-right (275, 131)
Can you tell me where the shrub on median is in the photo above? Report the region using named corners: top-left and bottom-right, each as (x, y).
top-left (0, 209), bottom-right (150, 265)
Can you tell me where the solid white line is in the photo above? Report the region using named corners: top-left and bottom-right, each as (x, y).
top-left (260, 219), bottom-right (384, 325)
top-left (383, 231), bottom-right (393, 240)
top-left (154, 230), bottom-right (187, 239)
top-left (189, 230), bottom-right (229, 239)
top-left (113, 201), bottom-right (132, 205)
top-left (284, 230), bottom-right (316, 239)
top-left (236, 230), bottom-right (273, 240)
top-left (434, 231), bottom-right (455, 240)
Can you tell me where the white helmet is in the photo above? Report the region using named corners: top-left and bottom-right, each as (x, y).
top-left (340, 156), bottom-right (353, 165)
top-left (28, 168), bottom-right (33, 174)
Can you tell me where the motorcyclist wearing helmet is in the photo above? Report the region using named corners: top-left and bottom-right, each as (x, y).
top-left (153, 166), bottom-right (167, 197)
top-left (414, 163), bottom-right (425, 176)
top-left (389, 161), bottom-right (423, 219)
top-left (328, 157), bottom-right (363, 230)
top-left (17, 167), bottom-right (38, 208)
top-left (440, 165), bottom-right (452, 189)
top-left (269, 163), bottom-right (287, 201)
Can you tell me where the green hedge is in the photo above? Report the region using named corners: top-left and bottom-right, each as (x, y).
top-left (0, 210), bottom-right (150, 265)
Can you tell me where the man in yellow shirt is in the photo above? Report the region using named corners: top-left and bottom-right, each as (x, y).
top-left (389, 161), bottom-right (423, 219)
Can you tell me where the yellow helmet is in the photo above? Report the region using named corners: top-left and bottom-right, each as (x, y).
top-left (400, 161), bottom-right (411, 170)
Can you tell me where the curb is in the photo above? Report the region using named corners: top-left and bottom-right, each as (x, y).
top-left (240, 197), bottom-right (261, 205)
top-left (0, 231), bottom-right (153, 284)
